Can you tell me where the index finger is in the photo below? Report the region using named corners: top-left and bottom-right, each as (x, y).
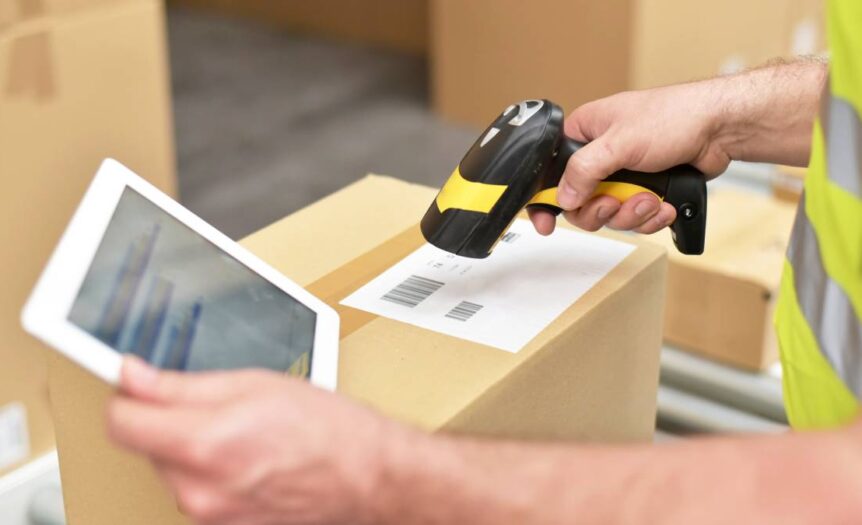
top-left (120, 356), bottom-right (274, 406)
top-left (557, 137), bottom-right (628, 210)
top-left (527, 207), bottom-right (556, 236)
top-left (106, 396), bottom-right (209, 467)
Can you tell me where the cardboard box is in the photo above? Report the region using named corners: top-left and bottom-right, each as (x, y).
top-left (47, 175), bottom-right (665, 524)
top-left (785, 0), bottom-right (827, 56)
top-left (168, 0), bottom-right (429, 55)
top-left (1, 0), bottom-right (176, 476)
top-left (431, 0), bottom-right (823, 127)
top-left (650, 189), bottom-right (799, 370)
top-left (771, 165), bottom-right (807, 203)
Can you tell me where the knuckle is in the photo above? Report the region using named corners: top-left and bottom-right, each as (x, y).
top-left (565, 211), bottom-right (599, 232)
top-left (608, 215), bottom-right (637, 231)
top-left (595, 139), bottom-right (616, 161)
top-left (565, 154), bottom-right (590, 180)
top-left (581, 221), bottom-right (602, 232)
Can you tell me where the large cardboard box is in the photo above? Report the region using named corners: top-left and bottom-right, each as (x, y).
top-left (1, 0), bottom-right (176, 476)
top-left (651, 189), bottom-right (799, 370)
top-left (772, 165), bottom-right (807, 203)
top-left (168, 0), bottom-right (429, 55)
top-left (47, 175), bottom-right (665, 524)
top-left (431, 0), bottom-right (824, 127)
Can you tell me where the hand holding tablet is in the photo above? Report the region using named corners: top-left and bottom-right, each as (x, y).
top-left (22, 159), bottom-right (339, 390)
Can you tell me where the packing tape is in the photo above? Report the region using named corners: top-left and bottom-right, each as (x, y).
top-left (4, 31), bottom-right (55, 100)
top-left (306, 224), bottom-right (426, 339)
top-left (2, 0), bottom-right (55, 101)
top-left (0, 0), bottom-right (45, 30)
top-left (20, 0), bottom-right (46, 19)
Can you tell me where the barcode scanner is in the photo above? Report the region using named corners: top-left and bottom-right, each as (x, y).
top-left (420, 99), bottom-right (708, 258)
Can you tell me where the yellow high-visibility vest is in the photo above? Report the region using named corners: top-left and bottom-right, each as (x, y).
top-left (776, 0), bottom-right (862, 429)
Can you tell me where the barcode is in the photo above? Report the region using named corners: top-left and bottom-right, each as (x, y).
top-left (445, 301), bottom-right (484, 322)
top-left (501, 232), bottom-right (520, 244)
top-left (381, 275), bottom-right (444, 308)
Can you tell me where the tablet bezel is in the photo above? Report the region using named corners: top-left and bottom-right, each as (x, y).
top-left (22, 159), bottom-right (339, 390)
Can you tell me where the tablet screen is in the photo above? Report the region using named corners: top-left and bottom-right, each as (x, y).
top-left (67, 187), bottom-right (316, 377)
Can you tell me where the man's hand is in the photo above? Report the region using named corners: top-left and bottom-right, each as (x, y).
top-left (529, 82), bottom-right (730, 236)
top-left (106, 357), bottom-right (404, 525)
top-left (530, 60), bottom-right (826, 236)
top-left (105, 358), bottom-right (862, 525)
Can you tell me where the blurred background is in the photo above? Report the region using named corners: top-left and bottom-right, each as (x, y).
top-left (0, 1), bottom-right (823, 523)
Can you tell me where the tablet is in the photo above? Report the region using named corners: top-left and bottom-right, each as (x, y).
top-left (22, 159), bottom-right (339, 390)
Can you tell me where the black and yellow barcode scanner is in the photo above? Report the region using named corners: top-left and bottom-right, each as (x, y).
top-left (420, 99), bottom-right (707, 258)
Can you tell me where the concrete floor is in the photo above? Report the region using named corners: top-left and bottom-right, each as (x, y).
top-left (169, 7), bottom-right (479, 239)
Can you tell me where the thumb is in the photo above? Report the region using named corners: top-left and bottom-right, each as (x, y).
top-left (120, 356), bottom-right (269, 406)
top-left (556, 137), bottom-right (628, 211)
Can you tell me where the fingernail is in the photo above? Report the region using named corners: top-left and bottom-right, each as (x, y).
top-left (597, 206), bottom-right (613, 220)
top-left (634, 200), bottom-right (658, 217)
top-left (557, 182), bottom-right (579, 209)
top-left (655, 212), bottom-right (674, 227)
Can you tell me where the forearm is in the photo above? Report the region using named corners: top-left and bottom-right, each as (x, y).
top-left (371, 424), bottom-right (862, 524)
top-left (712, 58), bottom-right (827, 167)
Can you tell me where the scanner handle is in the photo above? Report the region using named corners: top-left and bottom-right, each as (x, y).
top-left (525, 138), bottom-right (707, 255)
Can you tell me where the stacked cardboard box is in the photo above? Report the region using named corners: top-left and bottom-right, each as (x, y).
top-left (431, 0), bottom-right (826, 127)
top-left (167, 0), bottom-right (429, 55)
top-left (0, 0), bottom-right (176, 476)
top-left (772, 166), bottom-right (807, 203)
top-left (650, 189), bottom-right (799, 370)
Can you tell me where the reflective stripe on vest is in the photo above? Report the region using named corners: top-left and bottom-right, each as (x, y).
top-left (823, 96), bottom-right (862, 198)
top-left (787, 193), bottom-right (862, 396)
top-left (777, 0), bottom-right (862, 429)
top-left (778, 87), bottom-right (862, 428)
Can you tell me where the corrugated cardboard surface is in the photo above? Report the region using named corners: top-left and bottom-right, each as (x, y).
top-left (431, 0), bottom-right (824, 127)
top-left (168, 0), bottom-right (429, 55)
top-left (649, 190), bottom-right (799, 370)
top-left (3, 0), bottom-right (176, 476)
top-left (48, 175), bottom-right (665, 524)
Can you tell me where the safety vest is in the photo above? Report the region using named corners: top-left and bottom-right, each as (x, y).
top-left (775, 0), bottom-right (862, 429)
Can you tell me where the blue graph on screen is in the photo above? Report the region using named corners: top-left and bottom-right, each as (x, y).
top-left (68, 187), bottom-right (317, 376)
top-left (93, 224), bottom-right (203, 371)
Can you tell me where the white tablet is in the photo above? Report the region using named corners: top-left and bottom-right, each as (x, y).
top-left (22, 159), bottom-right (339, 390)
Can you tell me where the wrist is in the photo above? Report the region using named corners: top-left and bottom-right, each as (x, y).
top-left (703, 73), bottom-right (755, 163)
top-left (709, 60), bottom-right (827, 165)
top-left (365, 423), bottom-right (440, 525)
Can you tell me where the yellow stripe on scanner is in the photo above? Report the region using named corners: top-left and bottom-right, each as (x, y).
top-left (435, 166), bottom-right (663, 214)
top-left (528, 183), bottom-right (661, 207)
top-left (435, 166), bottom-right (508, 213)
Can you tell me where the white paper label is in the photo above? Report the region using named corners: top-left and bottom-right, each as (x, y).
top-left (341, 219), bottom-right (636, 353)
top-left (0, 403), bottom-right (30, 470)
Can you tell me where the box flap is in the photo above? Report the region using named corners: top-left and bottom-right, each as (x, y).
top-left (241, 175), bottom-right (440, 284)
